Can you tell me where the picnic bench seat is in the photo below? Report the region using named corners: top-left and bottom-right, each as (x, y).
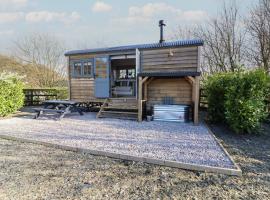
top-left (33, 100), bottom-right (83, 119)
top-left (33, 108), bottom-right (66, 119)
top-left (33, 108), bottom-right (65, 113)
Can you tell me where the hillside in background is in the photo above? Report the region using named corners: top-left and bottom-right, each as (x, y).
top-left (0, 54), bottom-right (67, 88)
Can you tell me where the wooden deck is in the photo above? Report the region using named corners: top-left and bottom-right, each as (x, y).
top-left (73, 98), bottom-right (139, 120)
top-left (96, 98), bottom-right (138, 120)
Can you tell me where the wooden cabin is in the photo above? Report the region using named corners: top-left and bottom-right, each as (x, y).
top-left (65, 39), bottom-right (203, 124)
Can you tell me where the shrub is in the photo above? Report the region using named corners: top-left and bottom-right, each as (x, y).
top-left (204, 73), bottom-right (232, 123)
top-left (45, 87), bottom-right (68, 100)
top-left (205, 69), bottom-right (270, 134)
top-left (0, 72), bottom-right (24, 117)
top-left (55, 87), bottom-right (68, 100)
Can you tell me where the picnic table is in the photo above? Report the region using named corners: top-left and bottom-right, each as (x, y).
top-left (33, 100), bottom-right (83, 119)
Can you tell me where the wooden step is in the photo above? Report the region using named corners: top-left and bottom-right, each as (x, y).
top-left (101, 111), bottom-right (138, 115)
top-left (99, 115), bottom-right (138, 120)
top-left (109, 98), bottom-right (137, 103)
top-left (106, 98), bottom-right (138, 110)
top-left (104, 105), bottom-right (138, 110)
top-left (99, 110), bottom-right (138, 120)
top-left (97, 98), bottom-right (138, 120)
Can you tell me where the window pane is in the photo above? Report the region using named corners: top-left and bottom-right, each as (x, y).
top-left (128, 69), bottom-right (135, 78)
top-left (73, 62), bottom-right (82, 76)
top-left (83, 62), bottom-right (92, 76)
top-left (95, 58), bottom-right (108, 78)
top-left (119, 70), bottom-right (127, 79)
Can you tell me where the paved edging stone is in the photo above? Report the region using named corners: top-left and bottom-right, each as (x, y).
top-left (0, 134), bottom-right (242, 176)
top-left (203, 122), bottom-right (242, 176)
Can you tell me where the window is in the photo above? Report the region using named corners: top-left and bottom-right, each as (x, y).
top-left (72, 59), bottom-right (93, 77)
top-left (128, 69), bottom-right (135, 78)
top-left (119, 70), bottom-right (127, 79)
top-left (83, 62), bottom-right (92, 76)
top-left (73, 62), bottom-right (82, 76)
top-left (95, 57), bottom-right (108, 78)
top-left (118, 69), bottom-right (136, 79)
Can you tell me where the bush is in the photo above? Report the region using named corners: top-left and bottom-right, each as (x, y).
top-left (45, 87), bottom-right (68, 100)
top-left (55, 87), bottom-right (68, 100)
top-left (0, 72), bottom-right (24, 117)
top-left (205, 69), bottom-right (270, 134)
top-left (204, 73), bottom-right (231, 123)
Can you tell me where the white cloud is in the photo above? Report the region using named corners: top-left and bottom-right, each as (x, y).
top-left (182, 11), bottom-right (208, 21)
top-left (25, 11), bottom-right (81, 24)
top-left (129, 3), bottom-right (177, 19)
top-left (0, 10), bottom-right (80, 24)
top-left (120, 3), bottom-right (208, 23)
top-left (0, 0), bottom-right (28, 4)
top-left (0, 30), bottom-right (14, 36)
top-left (92, 1), bottom-right (112, 12)
top-left (0, 12), bottom-right (24, 23)
top-left (70, 11), bottom-right (81, 21)
top-left (0, 0), bottom-right (28, 9)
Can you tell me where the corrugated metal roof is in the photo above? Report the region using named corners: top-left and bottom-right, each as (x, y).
top-left (138, 71), bottom-right (201, 77)
top-left (65, 39), bottom-right (203, 56)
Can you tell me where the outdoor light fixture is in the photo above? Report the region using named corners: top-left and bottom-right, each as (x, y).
top-left (168, 49), bottom-right (174, 57)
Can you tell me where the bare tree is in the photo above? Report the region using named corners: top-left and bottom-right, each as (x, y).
top-left (13, 33), bottom-right (67, 87)
top-left (246, 0), bottom-right (270, 73)
top-left (169, 25), bottom-right (210, 75)
top-left (169, 25), bottom-right (198, 40)
top-left (171, 1), bottom-right (246, 74)
top-left (200, 2), bottom-right (246, 73)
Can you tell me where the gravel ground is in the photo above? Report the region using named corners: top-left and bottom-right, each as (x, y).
top-left (0, 122), bottom-right (269, 200)
top-left (0, 112), bottom-right (235, 169)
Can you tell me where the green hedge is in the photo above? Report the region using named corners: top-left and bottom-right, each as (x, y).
top-left (205, 69), bottom-right (270, 134)
top-left (45, 87), bottom-right (68, 100)
top-left (0, 72), bottom-right (24, 117)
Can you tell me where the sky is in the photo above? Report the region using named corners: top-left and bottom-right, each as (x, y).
top-left (0, 0), bottom-right (258, 54)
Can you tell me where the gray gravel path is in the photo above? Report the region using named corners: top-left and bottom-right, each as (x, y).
top-left (0, 113), bottom-right (236, 169)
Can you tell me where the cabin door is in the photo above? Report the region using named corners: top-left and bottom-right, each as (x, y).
top-left (94, 56), bottom-right (110, 98)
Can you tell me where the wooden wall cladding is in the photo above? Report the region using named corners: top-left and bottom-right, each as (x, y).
top-left (141, 47), bottom-right (198, 72)
top-left (146, 78), bottom-right (192, 110)
top-left (70, 78), bottom-right (94, 101)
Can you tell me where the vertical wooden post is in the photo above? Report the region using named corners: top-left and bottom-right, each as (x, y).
top-left (193, 76), bottom-right (200, 125)
top-left (30, 90), bottom-right (34, 106)
top-left (135, 48), bottom-right (141, 99)
top-left (144, 80), bottom-right (149, 101)
top-left (67, 56), bottom-right (71, 100)
top-left (138, 77), bottom-right (143, 122)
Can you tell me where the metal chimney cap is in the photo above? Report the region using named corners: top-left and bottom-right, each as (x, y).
top-left (159, 20), bottom-right (166, 26)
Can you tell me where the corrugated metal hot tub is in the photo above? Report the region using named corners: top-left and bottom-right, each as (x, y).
top-left (153, 105), bottom-right (190, 122)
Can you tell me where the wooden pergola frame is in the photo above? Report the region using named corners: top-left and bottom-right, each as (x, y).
top-left (185, 76), bottom-right (200, 125)
top-left (138, 76), bottom-right (200, 125)
top-left (138, 76), bottom-right (149, 122)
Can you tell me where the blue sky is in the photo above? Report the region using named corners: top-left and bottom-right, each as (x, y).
top-left (0, 0), bottom-right (258, 54)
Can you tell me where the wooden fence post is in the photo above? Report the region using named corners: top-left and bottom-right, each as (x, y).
top-left (138, 77), bottom-right (143, 122)
top-left (193, 77), bottom-right (200, 125)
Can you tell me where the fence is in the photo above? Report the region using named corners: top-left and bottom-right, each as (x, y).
top-left (23, 88), bottom-right (68, 106)
top-left (199, 89), bottom-right (208, 110)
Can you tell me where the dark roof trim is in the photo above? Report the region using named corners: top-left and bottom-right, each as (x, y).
top-left (138, 71), bottom-right (201, 77)
top-left (65, 39), bottom-right (204, 56)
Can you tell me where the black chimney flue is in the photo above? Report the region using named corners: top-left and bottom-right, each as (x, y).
top-left (159, 20), bottom-right (166, 43)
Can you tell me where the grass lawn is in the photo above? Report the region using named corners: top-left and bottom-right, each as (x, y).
top-left (0, 123), bottom-right (269, 200)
